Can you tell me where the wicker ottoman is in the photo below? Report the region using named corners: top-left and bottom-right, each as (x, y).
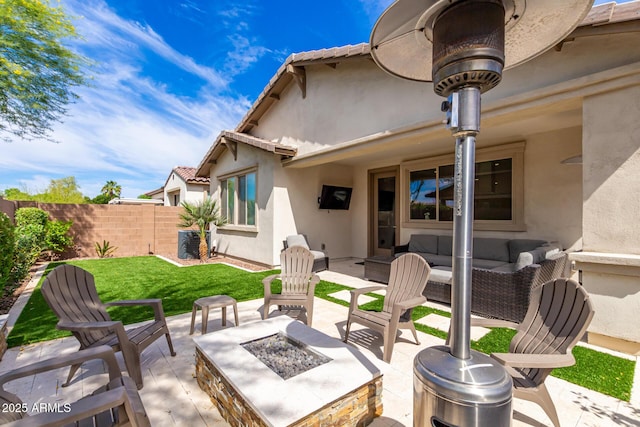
top-left (364, 256), bottom-right (394, 283)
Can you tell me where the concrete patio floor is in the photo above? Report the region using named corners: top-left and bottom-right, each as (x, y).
top-left (1, 259), bottom-right (638, 426)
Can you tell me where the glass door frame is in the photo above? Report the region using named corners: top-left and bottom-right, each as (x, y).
top-left (368, 166), bottom-right (400, 257)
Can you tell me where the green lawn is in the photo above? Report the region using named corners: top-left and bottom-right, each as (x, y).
top-left (7, 256), bottom-right (636, 402)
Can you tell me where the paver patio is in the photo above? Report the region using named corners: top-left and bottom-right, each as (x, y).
top-left (0, 259), bottom-right (638, 426)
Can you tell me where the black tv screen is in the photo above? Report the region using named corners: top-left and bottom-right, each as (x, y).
top-left (319, 185), bottom-right (352, 210)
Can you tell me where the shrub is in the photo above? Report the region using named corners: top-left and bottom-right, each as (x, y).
top-left (44, 220), bottom-right (74, 259)
top-left (15, 207), bottom-right (48, 229)
top-left (10, 207), bottom-right (72, 282)
top-left (0, 213), bottom-right (15, 290)
top-left (11, 223), bottom-right (42, 284)
top-left (13, 208), bottom-right (48, 278)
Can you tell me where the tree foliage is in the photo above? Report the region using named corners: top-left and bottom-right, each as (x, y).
top-left (100, 180), bottom-right (121, 201)
top-left (2, 187), bottom-right (32, 201)
top-left (0, 0), bottom-right (87, 141)
top-left (2, 176), bottom-right (85, 203)
top-left (40, 176), bottom-right (84, 203)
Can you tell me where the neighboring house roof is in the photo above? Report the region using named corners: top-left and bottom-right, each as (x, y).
top-left (144, 187), bottom-right (164, 197)
top-left (108, 198), bottom-right (164, 205)
top-left (167, 166), bottom-right (210, 187)
top-left (196, 131), bottom-right (297, 177)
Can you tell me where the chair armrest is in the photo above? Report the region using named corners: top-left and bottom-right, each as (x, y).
top-left (349, 285), bottom-right (386, 299)
top-left (262, 274), bottom-right (281, 298)
top-left (0, 346), bottom-right (121, 388)
top-left (105, 299), bottom-right (166, 322)
top-left (491, 352), bottom-right (576, 369)
top-left (308, 274), bottom-right (321, 294)
top-left (471, 318), bottom-right (518, 329)
top-left (56, 320), bottom-right (122, 332)
top-left (348, 285), bottom-right (385, 313)
top-left (262, 274), bottom-right (280, 285)
top-left (0, 387), bottom-right (133, 427)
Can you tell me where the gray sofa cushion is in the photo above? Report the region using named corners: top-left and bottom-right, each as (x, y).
top-left (514, 247), bottom-right (547, 270)
top-left (514, 244), bottom-right (563, 270)
top-left (310, 250), bottom-right (326, 260)
top-left (437, 235), bottom-right (453, 256)
top-left (286, 234), bottom-right (309, 250)
top-left (508, 239), bottom-right (547, 263)
top-left (430, 267), bottom-right (452, 284)
top-left (408, 234), bottom-right (438, 254)
top-left (473, 238), bottom-right (510, 262)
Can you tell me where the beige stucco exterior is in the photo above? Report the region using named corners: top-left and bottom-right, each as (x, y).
top-left (198, 6), bottom-right (640, 350)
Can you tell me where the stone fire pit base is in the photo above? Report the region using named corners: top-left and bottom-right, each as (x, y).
top-left (193, 316), bottom-right (383, 427)
top-left (196, 348), bottom-right (382, 427)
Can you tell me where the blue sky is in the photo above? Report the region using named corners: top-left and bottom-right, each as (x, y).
top-left (0, 0), bottom-right (629, 198)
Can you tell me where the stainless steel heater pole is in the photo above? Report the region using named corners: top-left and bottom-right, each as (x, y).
top-left (448, 87), bottom-right (480, 360)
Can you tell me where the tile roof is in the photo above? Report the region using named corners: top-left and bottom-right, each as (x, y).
top-left (234, 1), bottom-right (640, 134)
top-left (196, 131), bottom-right (297, 177)
top-left (172, 166), bottom-right (210, 184)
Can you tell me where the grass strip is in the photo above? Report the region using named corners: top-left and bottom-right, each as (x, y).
top-left (7, 256), bottom-right (635, 401)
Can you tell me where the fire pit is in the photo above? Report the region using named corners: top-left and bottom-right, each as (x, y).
top-left (241, 332), bottom-right (332, 380)
top-left (194, 316), bottom-right (383, 427)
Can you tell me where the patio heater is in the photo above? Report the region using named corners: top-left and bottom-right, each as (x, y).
top-left (369, 0), bottom-right (593, 425)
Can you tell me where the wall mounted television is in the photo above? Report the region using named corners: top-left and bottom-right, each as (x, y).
top-left (318, 185), bottom-right (352, 210)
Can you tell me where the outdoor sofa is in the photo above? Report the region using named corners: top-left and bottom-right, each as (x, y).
top-left (283, 234), bottom-right (329, 272)
top-left (392, 234), bottom-right (567, 322)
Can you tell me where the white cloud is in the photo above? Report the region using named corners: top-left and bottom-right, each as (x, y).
top-left (1, 0), bottom-right (252, 199)
top-left (66, 0), bottom-right (228, 88)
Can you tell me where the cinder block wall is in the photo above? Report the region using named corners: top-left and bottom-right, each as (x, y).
top-left (0, 201), bottom-right (186, 258)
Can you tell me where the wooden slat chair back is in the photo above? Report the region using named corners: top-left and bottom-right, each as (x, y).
top-left (41, 265), bottom-right (112, 348)
top-left (41, 264), bottom-right (176, 390)
top-left (281, 246), bottom-right (316, 295)
top-left (489, 278), bottom-right (594, 427)
top-left (0, 346), bottom-right (150, 427)
top-left (383, 254), bottom-right (431, 318)
top-left (262, 246), bottom-right (320, 326)
top-left (345, 253), bottom-right (431, 363)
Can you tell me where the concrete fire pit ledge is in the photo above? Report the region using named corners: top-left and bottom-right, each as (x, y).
top-left (194, 316), bottom-right (383, 427)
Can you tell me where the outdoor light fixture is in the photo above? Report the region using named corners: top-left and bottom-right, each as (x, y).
top-left (369, 1), bottom-right (593, 426)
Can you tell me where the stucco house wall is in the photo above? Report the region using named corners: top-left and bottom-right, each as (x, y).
top-left (197, 3), bottom-right (640, 349)
top-left (209, 143), bottom-right (275, 266)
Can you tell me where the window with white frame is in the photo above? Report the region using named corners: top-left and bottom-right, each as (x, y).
top-left (402, 142), bottom-right (524, 230)
top-left (220, 169), bottom-right (257, 227)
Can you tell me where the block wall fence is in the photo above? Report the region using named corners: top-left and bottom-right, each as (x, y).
top-left (0, 199), bottom-right (189, 258)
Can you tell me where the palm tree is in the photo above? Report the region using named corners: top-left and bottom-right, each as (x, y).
top-left (101, 180), bottom-right (122, 201)
top-left (178, 197), bottom-right (226, 261)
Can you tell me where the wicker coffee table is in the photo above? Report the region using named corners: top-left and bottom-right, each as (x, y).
top-left (364, 255), bottom-right (394, 283)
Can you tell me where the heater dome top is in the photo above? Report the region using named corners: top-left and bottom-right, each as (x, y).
top-left (370, 0), bottom-right (594, 83)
